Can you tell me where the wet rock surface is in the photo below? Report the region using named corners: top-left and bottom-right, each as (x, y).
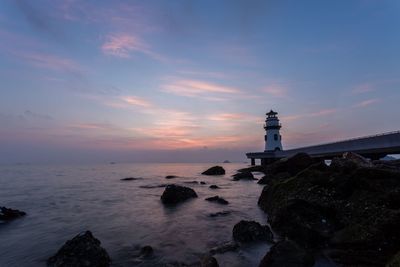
top-left (0, 207), bottom-right (26, 221)
top-left (259, 240), bottom-right (314, 267)
top-left (205, 196), bottom-right (229, 205)
top-left (232, 171), bottom-right (256, 181)
top-left (232, 220), bottom-right (273, 243)
top-left (200, 254), bottom-right (219, 267)
top-left (209, 241), bottom-right (239, 255)
top-left (47, 230), bottom-right (110, 267)
top-left (258, 152), bottom-right (400, 266)
top-left (201, 166), bottom-right (225, 176)
top-left (120, 177), bottom-right (142, 181)
top-left (161, 184), bottom-right (198, 204)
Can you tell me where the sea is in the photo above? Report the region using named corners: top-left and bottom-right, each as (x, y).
top-left (0, 162), bottom-right (275, 267)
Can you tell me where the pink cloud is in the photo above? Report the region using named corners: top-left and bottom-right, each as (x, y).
top-left (101, 33), bottom-right (149, 58)
top-left (351, 83), bottom-right (375, 94)
top-left (162, 79), bottom-right (241, 99)
top-left (19, 52), bottom-right (82, 73)
top-left (121, 96), bottom-right (152, 107)
top-left (263, 84), bottom-right (288, 98)
top-left (353, 98), bottom-right (380, 108)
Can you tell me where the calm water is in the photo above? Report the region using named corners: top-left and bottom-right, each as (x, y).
top-left (0, 162), bottom-right (272, 266)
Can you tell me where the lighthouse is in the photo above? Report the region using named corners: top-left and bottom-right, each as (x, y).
top-left (264, 110), bottom-right (283, 151)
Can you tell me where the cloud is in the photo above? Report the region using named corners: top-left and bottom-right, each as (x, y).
top-left (101, 33), bottom-right (149, 58)
top-left (263, 84), bottom-right (288, 98)
top-left (121, 96), bottom-right (153, 107)
top-left (282, 108), bottom-right (338, 122)
top-left (351, 83), bottom-right (375, 95)
top-left (162, 79), bottom-right (241, 99)
top-left (353, 98), bottom-right (380, 108)
top-left (20, 52), bottom-right (83, 74)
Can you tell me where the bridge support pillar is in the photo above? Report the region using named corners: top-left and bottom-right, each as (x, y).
top-left (251, 158), bottom-right (255, 166)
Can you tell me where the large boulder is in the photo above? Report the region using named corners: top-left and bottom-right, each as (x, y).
top-left (205, 196), bottom-right (229, 205)
top-left (259, 240), bottom-right (314, 267)
top-left (0, 207), bottom-right (26, 221)
top-left (268, 153), bottom-right (315, 176)
top-left (232, 172), bottom-right (256, 181)
top-left (258, 152), bottom-right (400, 265)
top-left (200, 254), bottom-right (219, 267)
top-left (161, 184), bottom-right (198, 204)
top-left (47, 231), bottom-right (110, 267)
top-left (232, 220), bottom-right (273, 243)
top-left (202, 166), bottom-right (225, 175)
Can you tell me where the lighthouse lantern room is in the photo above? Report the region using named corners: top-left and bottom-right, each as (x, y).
top-left (264, 110), bottom-right (283, 152)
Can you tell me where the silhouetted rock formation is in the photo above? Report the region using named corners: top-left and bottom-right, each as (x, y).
top-left (209, 185), bottom-right (220, 189)
top-left (139, 245), bottom-right (153, 258)
top-left (232, 171), bottom-right (256, 181)
top-left (120, 177), bottom-right (142, 181)
top-left (202, 166), bottom-right (225, 175)
top-left (161, 184), bottom-right (198, 204)
top-left (232, 220), bottom-right (273, 243)
top-left (259, 240), bottom-right (314, 267)
top-left (257, 152), bottom-right (400, 266)
top-left (0, 207), bottom-right (26, 221)
top-left (201, 254), bottom-right (219, 267)
top-left (209, 241), bottom-right (239, 255)
top-left (205, 196), bottom-right (229, 205)
top-left (47, 231), bottom-right (110, 267)
top-left (165, 175), bottom-right (178, 179)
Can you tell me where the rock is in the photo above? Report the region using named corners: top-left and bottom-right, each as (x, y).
top-left (209, 241), bottom-right (239, 255)
top-left (258, 153), bottom-right (400, 265)
top-left (183, 181), bottom-right (199, 184)
top-left (202, 166), bottom-right (225, 176)
top-left (0, 207), bottom-right (26, 221)
top-left (387, 250), bottom-right (400, 267)
top-left (268, 153), bottom-right (315, 176)
top-left (257, 172), bottom-right (290, 185)
top-left (139, 245), bottom-right (153, 257)
top-left (201, 254), bottom-right (219, 267)
top-left (259, 240), bottom-right (314, 267)
top-left (139, 184), bottom-right (168, 189)
top-left (238, 165), bottom-right (268, 174)
top-left (200, 181), bottom-right (206, 185)
top-left (120, 177), bottom-right (142, 181)
top-left (47, 231), bottom-right (110, 267)
top-left (343, 152), bottom-right (373, 167)
top-left (209, 185), bottom-right (220, 189)
top-left (161, 184), bottom-right (198, 204)
top-left (223, 160), bottom-right (231, 163)
top-left (205, 196), bottom-right (229, 205)
top-left (232, 220), bottom-right (273, 243)
top-left (232, 172), bottom-right (256, 181)
top-left (166, 175), bottom-right (178, 179)
top-left (208, 211), bottom-right (231, 217)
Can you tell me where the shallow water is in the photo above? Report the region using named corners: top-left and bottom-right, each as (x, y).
top-left (0, 162), bottom-right (274, 266)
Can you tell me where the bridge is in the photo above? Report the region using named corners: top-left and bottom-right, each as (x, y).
top-left (246, 131), bottom-right (400, 165)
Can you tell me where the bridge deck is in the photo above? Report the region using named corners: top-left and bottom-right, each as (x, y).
top-left (246, 131), bottom-right (400, 164)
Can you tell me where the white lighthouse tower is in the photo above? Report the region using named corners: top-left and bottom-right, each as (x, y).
top-left (264, 110), bottom-right (283, 151)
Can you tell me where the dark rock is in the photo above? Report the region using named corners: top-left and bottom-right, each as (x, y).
top-left (259, 240), bottom-right (314, 267)
top-left (0, 207), bottom-right (26, 221)
top-left (202, 166), bottom-right (225, 176)
top-left (223, 160), bottom-right (231, 163)
top-left (161, 184), bottom-right (198, 204)
top-left (120, 177), bottom-right (142, 181)
top-left (232, 220), bottom-right (273, 243)
top-left (201, 254), bottom-right (219, 267)
top-left (183, 181), bottom-right (199, 184)
top-left (209, 185), bottom-right (220, 189)
top-left (205, 196), bottom-right (229, 205)
top-left (200, 181), bottom-right (206, 185)
top-left (258, 152), bottom-right (400, 265)
top-left (387, 250), bottom-right (400, 267)
top-left (47, 231), bottom-right (110, 267)
top-left (209, 241), bottom-right (239, 255)
top-left (232, 172), bottom-right (256, 181)
top-left (139, 245), bottom-right (153, 257)
top-left (257, 172), bottom-right (290, 185)
top-left (208, 211), bottom-right (231, 217)
top-left (238, 165), bottom-right (268, 174)
top-left (268, 153), bottom-right (315, 176)
top-left (165, 175), bottom-right (178, 179)
top-left (139, 184), bottom-right (168, 189)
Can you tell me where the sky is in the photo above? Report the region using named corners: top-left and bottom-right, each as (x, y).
top-left (0, 0), bottom-right (399, 164)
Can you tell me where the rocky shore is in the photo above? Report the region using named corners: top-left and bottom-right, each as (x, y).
top-left (254, 152), bottom-right (400, 266)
